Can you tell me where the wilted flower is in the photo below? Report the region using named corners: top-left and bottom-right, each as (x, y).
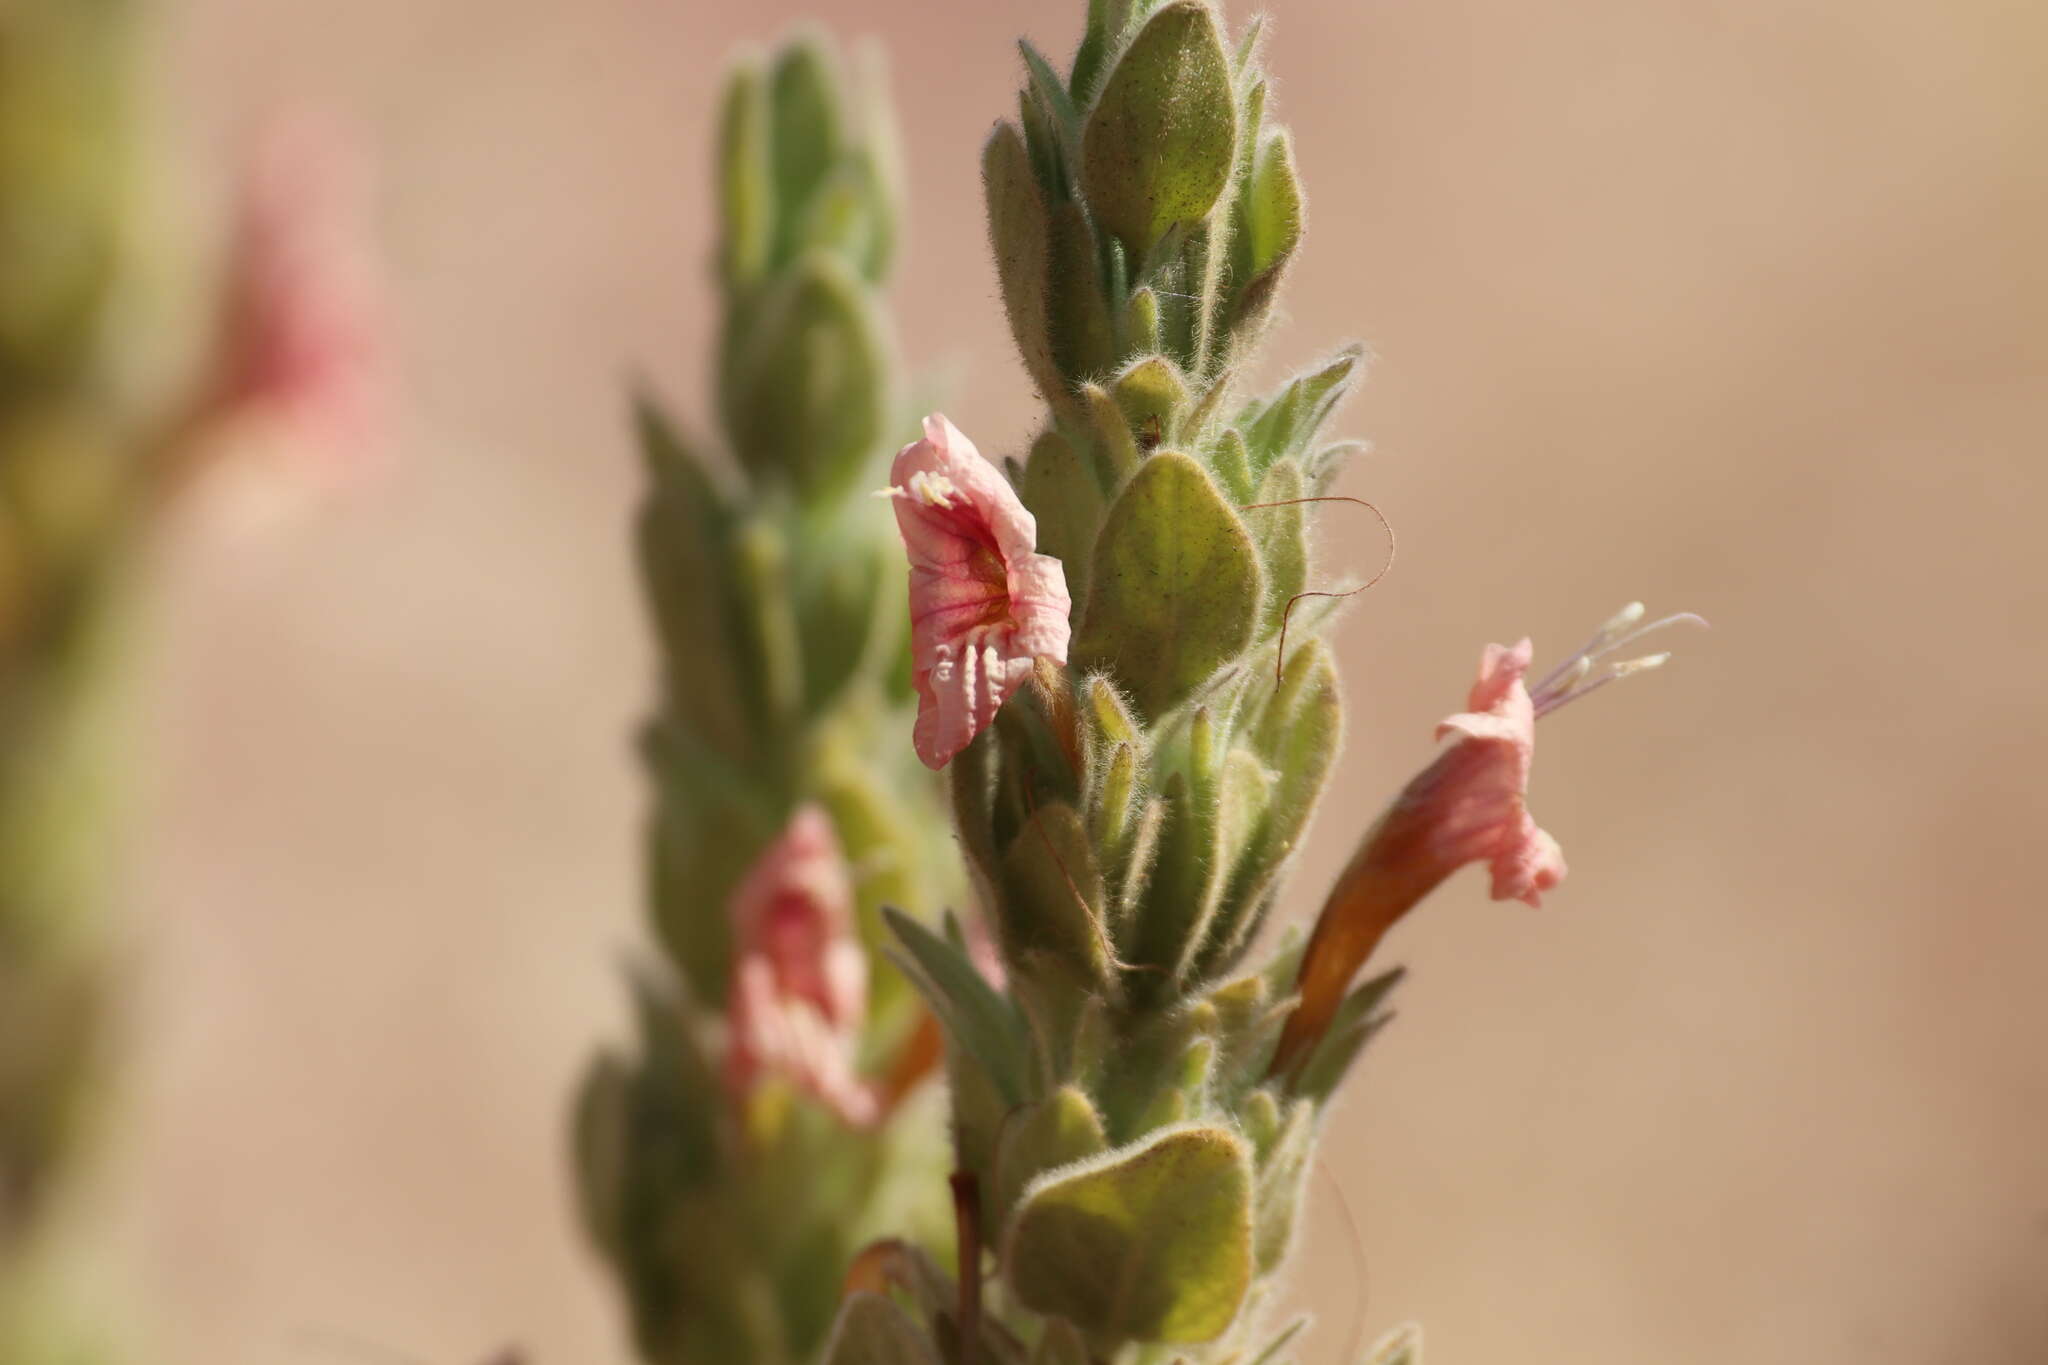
top-left (1273, 604), bottom-right (1704, 1075)
top-left (192, 111), bottom-right (388, 487)
top-left (724, 805), bottom-right (875, 1124)
top-left (883, 413), bottom-right (1071, 769)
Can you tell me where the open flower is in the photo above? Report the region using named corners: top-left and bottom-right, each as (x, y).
top-left (1271, 604), bottom-right (1704, 1076)
top-left (884, 414), bottom-right (1071, 769)
top-left (724, 805), bottom-right (875, 1124)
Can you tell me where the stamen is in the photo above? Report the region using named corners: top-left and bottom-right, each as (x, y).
top-left (1529, 605), bottom-right (1704, 716)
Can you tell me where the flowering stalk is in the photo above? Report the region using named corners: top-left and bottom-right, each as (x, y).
top-left (812, 3), bottom-right (1698, 1362)
top-left (0, 3), bottom-right (386, 1358)
top-left (569, 32), bottom-right (960, 1365)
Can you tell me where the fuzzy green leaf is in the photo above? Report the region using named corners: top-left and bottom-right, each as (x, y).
top-left (1074, 452), bottom-right (1262, 718)
top-left (997, 801), bottom-right (1114, 989)
top-left (1022, 429), bottom-right (1106, 604)
top-left (1247, 458), bottom-right (1308, 638)
top-left (1252, 1096), bottom-right (1314, 1272)
top-left (1049, 200), bottom-right (1118, 381)
top-left (883, 907), bottom-right (1030, 1106)
top-left (1081, 1), bottom-right (1238, 261)
top-left (985, 122), bottom-right (1066, 413)
top-left (993, 1084), bottom-right (1111, 1231)
top-left (1006, 1125), bottom-right (1255, 1344)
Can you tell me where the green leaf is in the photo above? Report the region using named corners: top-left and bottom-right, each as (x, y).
top-left (883, 907), bottom-right (1030, 1106)
top-left (715, 57), bottom-right (774, 289)
top-left (1195, 641), bottom-right (1343, 979)
top-left (1240, 347), bottom-right (1364, 482)
top-left (993, 1085), bottom-right (1111, 1230)
top-left (1049, 200), bottom-right (1118, 382)
top-left (1006, 1125), bottom-right (1255, 1344)
top-left (720, 251), bottom-right (888, 499)
top-left (997, 801), bottom-right (1114, 989)
top-left (1074, 452), bottom-right (1262, 718)
top-left (1081, 0), bottom-right (1238, 261)
top-left (1021, 38), bottom-right (1083, 166)
top-left (819, 1291), bottom-right (941, 1365)
top-left (984, 122), bottom-right (1065, 414)
top-left (1251, 1097), bottom-right (1314, 1272)
top-left (1021, 429), bottom-right (1106, 604)
top-left (1246, 458), bottom-right (1308, 639)
top-left (1294, 967), bottom-right (1405, 1103)
top-left (1225, 130), bottom-right (1303, 351)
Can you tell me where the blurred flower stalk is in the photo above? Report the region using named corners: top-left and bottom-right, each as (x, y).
top-left (0, 2), bottom-right (385, 1358)
top-left (570, 32), bottom-right (961, 1365)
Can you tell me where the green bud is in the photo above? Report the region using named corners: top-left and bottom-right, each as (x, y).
top-left (1080, 380), bottom-right (1142, 485)
top-left (1073, 452), bottom-right (1262, 718)
top-left (997, 800), bottom-right (1114, 990)
top-left (767, 39), bottom-right (845, 261)
top-left (716, 57), bottom-right (775, 290)
top-left (1251, 1096), bottom-right (1313, 1272)
top-left (1212, 425), bottom-right (1255, 503)
top-left (1005, 1124), bottom-right (1255, 1345)
top-left (1112, 353), bottom-right (1193, 444)
top-left (1237, 1087), bottom-right (1281, 1157)
top-left (1081, 1), bottom-right (1238, 263)
top-left (1122, 283), bottom-right (1163, 358)
top-left (720, 251), bottom-right (889, 499)
top-left (993, 1084), bottom-right (1110, 1231)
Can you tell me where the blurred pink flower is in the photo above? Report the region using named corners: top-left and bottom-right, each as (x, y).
top-left (1273, 604), bottom-right (1704, 1075)
top-left (723, 805), bottom-right (875, 1125)
top-left (198, 110), bottom-right (389, 486)
top-left (884, 413), bottom-right (1070, 769)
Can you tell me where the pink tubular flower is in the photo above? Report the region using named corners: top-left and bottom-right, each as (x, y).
top-left (723, 805), bottom-right (876, 1125)
top-left (884, 414), bottom-right (1071, 770)
top-left (1272, 603), bottom-right (1704, 1075)
top-left (195, 111), bottom-right (389, 486)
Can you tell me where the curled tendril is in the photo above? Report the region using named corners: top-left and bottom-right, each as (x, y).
top-left (1238, 495), bottom-right (1398, 685)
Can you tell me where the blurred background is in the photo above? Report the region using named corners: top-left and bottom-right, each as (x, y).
top-left (107, 0), bottom-right (2043, 1361)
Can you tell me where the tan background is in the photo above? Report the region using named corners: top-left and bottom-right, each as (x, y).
top-left (109, 0), bottom-right (2045, 1362)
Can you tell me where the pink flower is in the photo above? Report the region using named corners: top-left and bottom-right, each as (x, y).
top-left (885, 414), bottom-right (1071, 769)
top-left (197, 111), bottom-right (389, 485)
top-left (1271, 604), bottom-right (1703, 1075)
top-left (723, 805), bottom-right (876, 1125)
